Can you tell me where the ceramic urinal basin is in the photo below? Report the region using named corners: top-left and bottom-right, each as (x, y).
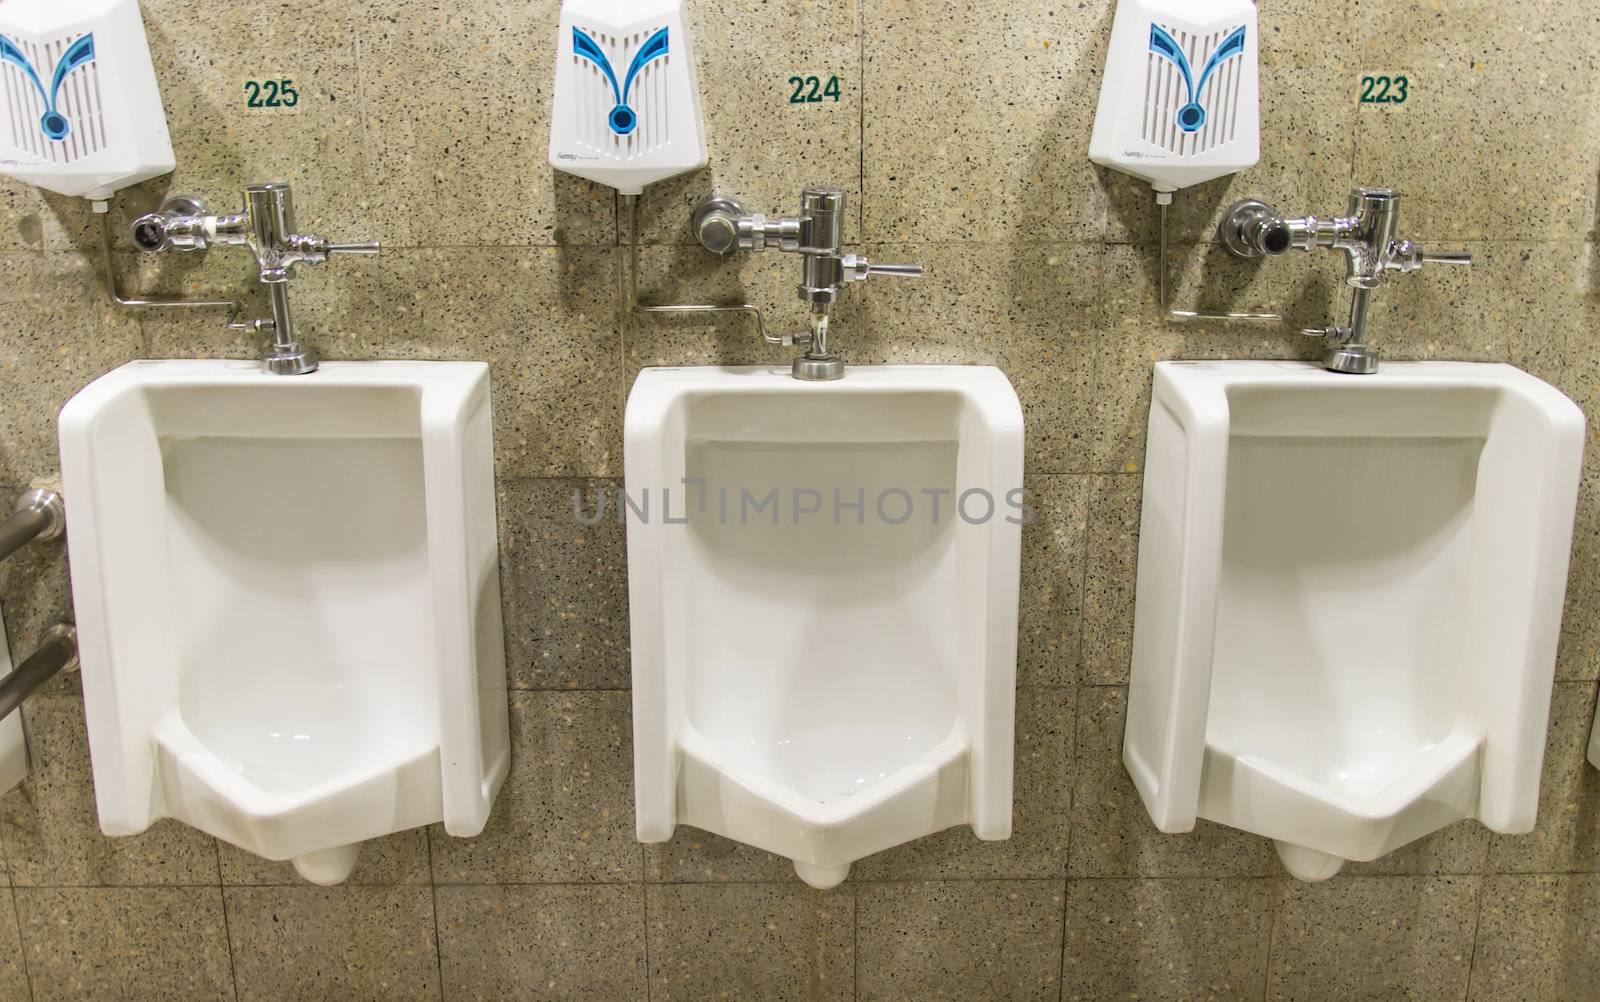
top-left (625, 365), bottom-right (1023, 888)
top-left (1126, 361), bottom-right (1584, 880)
top-left (58, 360), bottom-right (509, 885)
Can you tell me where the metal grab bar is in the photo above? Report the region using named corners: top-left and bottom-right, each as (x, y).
top-left (0, 487), bottom-right (64, 565)
top-left (0, 623), bottom-right (78, 721)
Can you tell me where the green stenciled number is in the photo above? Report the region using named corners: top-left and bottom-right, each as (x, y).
top-left (244, 78), bottom-right (301, 109)
top-left (1360, 74), bottom-right (1410, 105)
top-left (787, 74), bottom-right (843, 104)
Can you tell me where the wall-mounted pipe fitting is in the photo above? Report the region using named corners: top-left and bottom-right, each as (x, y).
top-left (0, 485), bottom-right (65, 565)
top-left (132, 182), bottom-right (380, 376)
top-left (0, 623), bottom-right (78, 723)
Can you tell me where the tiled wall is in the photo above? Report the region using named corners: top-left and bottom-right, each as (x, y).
top-left (0, 0), bottom-right (1595, 998)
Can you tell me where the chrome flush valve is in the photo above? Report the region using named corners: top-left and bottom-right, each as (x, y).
top-left (692, 188), bottom-right (922, 380)
top-left (1219, 188), bottom-right (1472, 374)
top-left (132, 182), bottom-right (380, 375)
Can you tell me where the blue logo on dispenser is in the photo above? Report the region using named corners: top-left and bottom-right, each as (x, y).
top-left (0, 33), bottom-right (95, 141)
top-left (1149, 24), bottom-right (1245, 133)
top-left (572, 27), bottom-right (668, 136)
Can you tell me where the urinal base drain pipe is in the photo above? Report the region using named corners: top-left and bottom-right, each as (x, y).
top-left (0, 624), bottom-right (79, 723)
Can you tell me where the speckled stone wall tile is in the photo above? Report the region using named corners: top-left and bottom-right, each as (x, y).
top-left (855, 879), bottom-right (1064, 1002)
top-left (0, 252), bottom-right (134, 486)
top-left (1064, 878), bottom-right (1271, 1002)
top-left (1355, 2), bottom-right (1600, 79)
top-left (1266, 875), bottom-right (1480, 1002)
top-left (1107, 66), bottom-right (1358, 246)
top-left (355, 0), bottom-right (616, 247)
top-left (863, 0), bottom-right (1113, 243)
top-left (853, 686), bottom-right (1073, 880)
top-left (1361, 239), bottom-right (1526, 364)
top-left (430, 690), bottom-right (637, 883)
top-left (275, 248), bottom-right (431, 358)
top-left (0, 889), bottom-right (25, 1001)
top-left (1081, 474), bottom-right (1139, 686)
top-left (224, 885), bottom-right (440, 1002)
top-left (15, 885), bottom-right (232, 1002)
top-left (1016, 475), bottom-right (1088, 687)
top-left (135, 0), bottom-right (376, 245)
top-left (1469, 873), bottom-right (1600, 1002)
top-left (1353, 61), bottom-right (1600, 242)
top-left (634, 0), bottom-right (861, 246)
top-left (426, 247), bottom-right (624, 478)
top-left (499, 478), bottom-right (630, 690)
top-left (623, 241), bottom-right (807, 371)
top-left (1070, 686), bottom-right (1275, 878)
top-left (438, 883), bottom-right (646, 1000)
top-left (1487, 681), bottom-right (1600, 874)
top-left (646, 883), bottom-right (853, 1002)
top-left (627, 241), bottom-right (1100, 474)
top-left (218, 829), bottom-right (431, 886)
top-left (131, 247), bottom-right (274, 361)
top-left (0, 695), bottom-right (219, 887)
top-left (1091, 243), bottom-right (1333, 474)
top-left (0, 183), bottom-right (94, 253)
top-left (1338, 820), bottom-right (1489, 878)
top-left (853, 243), bottom-right (1099, 475)
top-left (645, 827), bottom-right (796, 884)
top-left (1260, 0), bottom-right (1356, 72)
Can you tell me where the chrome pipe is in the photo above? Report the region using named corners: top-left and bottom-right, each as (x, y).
top-left (95, 203), bottom-right (241, 316)
top-left (624, 194), bottom-right (771, 343)
top-left (0, 624), bottom-right (78, 722)
top-left (0, 487), bottom-right (64, 564)
top-left (1158, 198), bottom-right (1281, 323)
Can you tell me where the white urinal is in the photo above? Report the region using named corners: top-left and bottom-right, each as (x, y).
top-left (59, 360), bottom-right (509, 885)
top-left (1127, 361), bottom-right (1584, 881)
top-left (625, 365), bottom-right (1023, 888)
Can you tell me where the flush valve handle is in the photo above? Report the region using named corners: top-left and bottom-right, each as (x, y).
top-left (1385, 240), bottom-right (1473, 275)
top-left (840, 254), bottom-right (924, 282)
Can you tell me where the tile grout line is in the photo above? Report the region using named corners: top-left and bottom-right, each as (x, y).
top-left (1055, 874), bottom-right (1070, 1002)
top-left (1059, 477), bottom-right (1091, 1001)
top-left (427, 827), bottom-right (446, 1002)
top-left (1464, 775), bottom-right (1498, 1001)
top-left (640, 846), bottom-right (654, 1002)
top-left (857, 0), bottom-right (867, 245)
top-left (6, 884), bottom-right (35, 1002)
top-left (852, 879), bottom-right (860, 1002)
top-left (1461, 871), bottom-right (1488, 1002)
top-left (1260, 876), bottom-right (1280, 1001)
top-left (215, 840), bottom-right (242, 1001)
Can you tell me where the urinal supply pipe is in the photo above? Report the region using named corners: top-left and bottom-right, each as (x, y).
top-left (622, 194), bottom-right (771, 342)
top-left (0, 487), bottom-right (65, 564)
top-left (0, 623), bottom-right (78, 722)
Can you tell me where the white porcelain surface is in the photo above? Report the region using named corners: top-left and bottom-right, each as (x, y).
top-left (0, 609), bottom-right (25, 796)
top-left (1126, 361), bottom-right (1585, 880)
top-left (59, 360), bottom-right (509, 884)
top-left (625, 365), bottom-right (1023, 887)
